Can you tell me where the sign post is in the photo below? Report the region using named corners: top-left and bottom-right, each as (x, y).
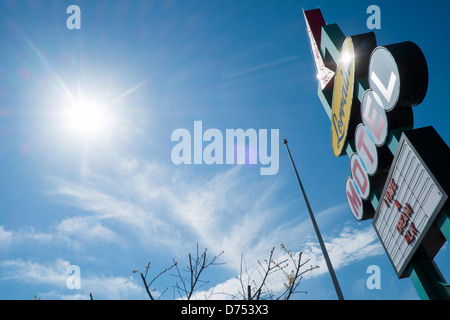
top-left (303, 8), bottom-right (450, 299)
top-left (283, 139), bottom-right (344, 300)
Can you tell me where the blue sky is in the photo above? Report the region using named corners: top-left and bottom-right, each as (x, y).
top-left (0, 0), bottom-right (449, 300)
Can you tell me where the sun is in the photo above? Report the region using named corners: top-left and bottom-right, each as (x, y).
top-left (63, 95), bottom-right (112, 139)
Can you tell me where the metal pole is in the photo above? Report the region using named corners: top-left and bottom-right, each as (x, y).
top-left (283, 138), bottom-right (344, 300)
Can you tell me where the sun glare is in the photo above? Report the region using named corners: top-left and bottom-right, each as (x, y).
top-left (340, 51), bottom-right (353, 66)
top-left (63, 96), bottom-right (111, 138)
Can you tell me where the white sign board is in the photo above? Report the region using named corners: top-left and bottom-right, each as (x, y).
top-left (373, 133), bottom-right (448, 278)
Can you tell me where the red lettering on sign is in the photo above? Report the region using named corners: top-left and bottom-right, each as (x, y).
top-left (393, 201), bottom-right (418, 245)
top-left (409, 222), bottom-right (418, 235)
top-left (383, 178), bottom-right (398, 207)
top-left (347, 181), bottom-right (362, 218)
top-left (362, 94), bottom-right (386, 142)
top-left (356, 127), bottom-right (375, 165)
top-left (352, 157), bottom-right (368, 196)
top-left (403, 203), bottom-right (413, 217)
top-left (394, 200), bottom-right (402, 211)
top-left (404, 222), bottom-right (418, 245)
top-left (396, 212), bottom-right (409, 234)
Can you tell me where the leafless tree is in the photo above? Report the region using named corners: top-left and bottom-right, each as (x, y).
top-left (133, 260), bottom-right (178, 300)
top-left (230, 244), bottom-right (319, 300)
top-left (134, 243), bottom-right (318, 300)
top-left (172, 244), bottom-right (224, 300)
top-left (134, 244), bottom-right (223, 300)
top-left (276, 244), bottom-right (320, 300)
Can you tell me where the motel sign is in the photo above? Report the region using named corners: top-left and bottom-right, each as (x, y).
top-left (303, 8), bottom-right (450, 299)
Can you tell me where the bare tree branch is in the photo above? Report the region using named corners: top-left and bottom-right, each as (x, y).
top-left (275, 244), bottom-right (320, 300)
top-left (173, 243), bottom-right (224, 300)
top-left (135, 243), bottom-right (317, 301)
top-left (133, 260), bottom-right (177, 300)
top-left (235, 244), bottom-right (319, 300)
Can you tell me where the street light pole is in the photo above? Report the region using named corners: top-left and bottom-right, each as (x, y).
top-left (283, 138), bottom-right (344, 300)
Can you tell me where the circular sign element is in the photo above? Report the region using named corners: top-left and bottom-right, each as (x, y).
top-left (346, 177), bottom-right (363, 221)
top-left (369, 47), bottom-right (400, 112)
top-left (361, 89), bottom-right (388, 146)
top-left (350, 153), bottom-right (370, 200)
top-left (355, 124), bottom-right (378, 176)
top-left (331, 37), bottom-right (355, 157)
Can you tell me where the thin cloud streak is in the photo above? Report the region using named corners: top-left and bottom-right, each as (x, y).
top-left (42, 160), bottom-right (299, 273)
top-left (45, 159), bottom-right (375, 274)
top-left (222, 55), bottom-right (298, 80)
top-left (48, 158), bottom-right (383, 274)
top-left (0, 258), bottom-right (146, 299)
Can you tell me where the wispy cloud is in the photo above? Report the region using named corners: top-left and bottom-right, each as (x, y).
top-left (222, 56), bottom-right (298, 80)
top-left (44, 158), bottom-right (378, 273)
top-left (0, 225), bottom-right (53, 248)
top-left (3, 156), bottom-right (383, 299)
top-left (0, 151), bottom-right (386, 300)
top-left (46, 160), bottom-right (291, 266)
top-left (0, 226), bottom-right (12, 248)
top-left (0, 258), bottom-right (146, 299)
top-left (56, 216), bottom-right (124, 246)
top-left (47, 175), bottom-right (184, 249)
top-left (0, 258), bottom-right (69, 285)
top-left (302, 226), bottom-right (384, 277)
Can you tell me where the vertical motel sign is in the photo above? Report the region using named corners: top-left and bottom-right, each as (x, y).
top-left (304, 9), bottom-right (450, 298)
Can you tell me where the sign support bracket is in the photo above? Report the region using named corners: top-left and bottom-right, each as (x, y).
top-left (436, 209), bottom-right (450, 243)
top-left (407, 259), bottom-right (450, 300)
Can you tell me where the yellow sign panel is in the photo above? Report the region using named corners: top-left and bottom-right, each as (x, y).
top-left (331, 37), bottom-right (355, 157)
